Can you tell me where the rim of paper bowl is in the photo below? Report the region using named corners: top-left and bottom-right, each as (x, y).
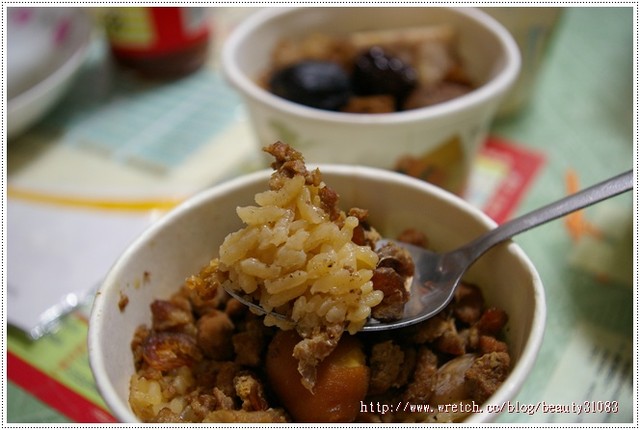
top-left (221, 7), bottom-right (521, 125)
top-left (88, 165), bottom-right (545, 423)
top-left (7, 8), bottom-right (92, 138)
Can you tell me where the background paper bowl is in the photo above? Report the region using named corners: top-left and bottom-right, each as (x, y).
top-left (7, 7), bottom-right (92, 139)
top-left (88, 165), bottom-right (545, 423)
top-left (221, 7), bottom-right (520, 194)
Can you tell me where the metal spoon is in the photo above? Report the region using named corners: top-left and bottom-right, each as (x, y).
top-left (224, 170), bottom-right (633, 331)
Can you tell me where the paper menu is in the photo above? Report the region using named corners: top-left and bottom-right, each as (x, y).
top-left (6, 198), bottom-right (158, 338)
top-left (7, 123), bottom-right (258, 339)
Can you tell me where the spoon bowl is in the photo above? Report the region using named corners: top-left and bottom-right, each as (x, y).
top-left (90, 164), bottom-right (548, 422)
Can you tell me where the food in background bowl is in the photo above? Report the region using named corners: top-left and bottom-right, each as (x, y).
top-left (264, 26), bottom-right (474, 113)
top-left (221, 7), bottom-right (521, 194)
top-left (127, 143), bottom-right (512, 423)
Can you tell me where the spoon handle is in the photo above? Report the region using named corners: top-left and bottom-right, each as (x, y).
top-left (462, 170), bottom-right (633, 262)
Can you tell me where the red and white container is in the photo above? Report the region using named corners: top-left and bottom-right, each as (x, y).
top-left (104, 7), bottom-right (211, 78)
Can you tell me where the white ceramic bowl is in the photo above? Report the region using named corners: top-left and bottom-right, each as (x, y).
top-left (7, 7), bottom-right (92, 139)
top-left (221, 7), bottom-right (520, 194)
top-left (88, 165), bottom-right (545, 423)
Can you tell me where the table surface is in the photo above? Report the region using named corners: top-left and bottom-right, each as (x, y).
top-left (6, 6), bottom-right (635, 423)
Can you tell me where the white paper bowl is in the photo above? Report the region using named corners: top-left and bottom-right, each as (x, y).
top-left (88, 165), bottom-right (545, 423)
top-left (221, 7), bottom-right (520, 194)
top-left (7, 7), bottom-right (92, 139)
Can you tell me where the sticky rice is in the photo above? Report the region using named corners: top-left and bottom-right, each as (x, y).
top-left (190, 142), bottom-right (383, 389)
